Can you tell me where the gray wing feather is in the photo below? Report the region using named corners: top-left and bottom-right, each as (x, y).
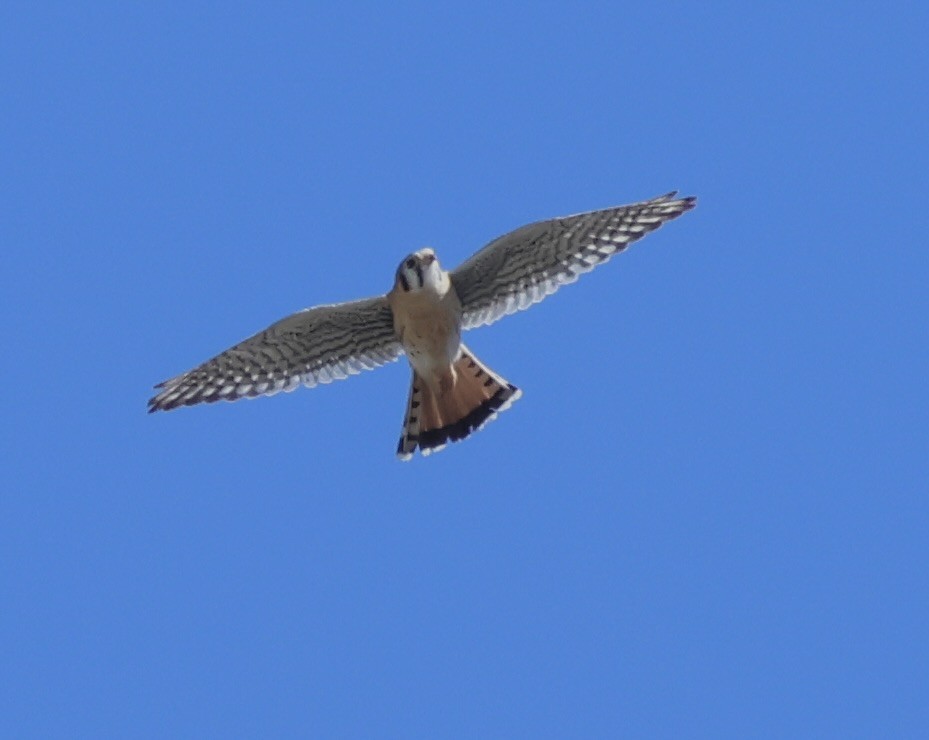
top-left (148, 295), bottom-right (401, 412)
top-left (450, 192), bottom-right (696, 329)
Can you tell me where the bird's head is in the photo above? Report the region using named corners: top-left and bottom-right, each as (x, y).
top-left (395, 248), bottom-right (442, 292)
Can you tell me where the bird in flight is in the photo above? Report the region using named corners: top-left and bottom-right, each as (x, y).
top-left (149, 191), bottom-right (696, 459)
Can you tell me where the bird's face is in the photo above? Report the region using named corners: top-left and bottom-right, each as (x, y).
top-left (395, 248), bottom-right (442, 292)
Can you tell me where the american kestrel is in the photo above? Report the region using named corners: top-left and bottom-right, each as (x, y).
top-left (149, 191), bottom-right (696, 459)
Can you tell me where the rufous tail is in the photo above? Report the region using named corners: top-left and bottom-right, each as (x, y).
top-left (396, 344), bottom-right (521, 460)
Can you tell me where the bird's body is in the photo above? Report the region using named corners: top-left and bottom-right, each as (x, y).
top-left (387, 249), bottom-right (462, 392)
top-left (149, 192), bottom-right (696, 459)
top-left (384, 247), bottom-right (520, 457)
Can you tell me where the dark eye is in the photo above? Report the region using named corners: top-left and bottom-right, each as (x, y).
top-left (405, 258), bottom-right (416, 268)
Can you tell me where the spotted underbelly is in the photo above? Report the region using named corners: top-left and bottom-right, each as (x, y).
top-left (401, 311), bottom-right (461, 378)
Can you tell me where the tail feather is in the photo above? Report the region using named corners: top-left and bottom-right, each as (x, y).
top-left (396, 344), bottom-right (520, 460)
top-left (396, 377), bottom-right (425, 460)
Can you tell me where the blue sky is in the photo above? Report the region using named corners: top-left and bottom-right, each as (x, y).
top-left (2, 2), bottom-right (927, 736)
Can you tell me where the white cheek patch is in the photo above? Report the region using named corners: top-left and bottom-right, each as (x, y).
top-left (400, 266), bottom-right (420, 291)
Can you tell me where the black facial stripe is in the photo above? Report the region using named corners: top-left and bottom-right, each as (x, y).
top-left (399, 272), bottom-right (410, 291)
top-left (414, 263), bottom-right (423, 286)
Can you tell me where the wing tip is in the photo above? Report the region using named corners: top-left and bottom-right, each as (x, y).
top-left (147, 386), bottom-right (168, 413)
top-left (653, 190), bottom-right (697, 209)
top-left (147, 392), bottom-right (177, 413)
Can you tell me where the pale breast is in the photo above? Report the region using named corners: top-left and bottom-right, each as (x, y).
top-left (389, 283), bottom-right (463, 377)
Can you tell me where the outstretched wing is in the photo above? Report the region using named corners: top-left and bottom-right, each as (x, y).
top-left (450, 192), bottom-right (696, 329)
top-left (148, 296), bottom-right (402, 412)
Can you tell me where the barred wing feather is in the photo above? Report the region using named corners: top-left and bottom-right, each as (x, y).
top-left (450, 192), bottom-right (696, 329)
top-left (148, 296), bottom-right (402, 412)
